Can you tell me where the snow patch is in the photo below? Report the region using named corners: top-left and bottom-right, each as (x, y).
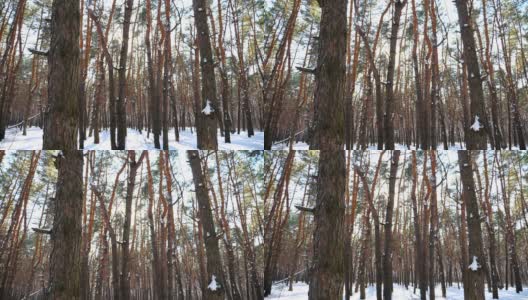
top-left (470, 116), bottom-right (482, 131)
top-left (468, 256), bottom-right (480, 271)
top-left (208, 275), bottom-right (219, 291)
top-left (202, 100), bottom-right (215, 115)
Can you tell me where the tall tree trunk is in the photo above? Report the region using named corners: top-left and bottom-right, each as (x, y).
top-left (263, 150), bottom-right (295, 296)
top-left (145, 154), bottom-right (166, 299)
top-left (88, 8), bottom-right (117, 149)
top-left (309, 150), bottom-right (346, 299)
top-left (162, 0), bottom-right (172, 150)
top-left (120, 151), bottom-right (145, 300)
top-left (481, 0), bottom-right (503, 149)
top-left (496, 153), bottom-right (523, 293)
top-left (193, 0), bottom-right (219, 149)
top-left (116, 0), bottom-right (134, 149)
top-left (48, 151), bottom-right (83, 299)
top-left (43, 0), bottom-right (80, 150)
top-left (384, 0), bottom-right (406, 150)
top-left (383, 150), bottom-right (400, 299)
top-left (455, 0), bottom-right (488, 149)
top-left (482, 153), bottom-right (500, 298)
top-left (0, 0), bottom-right (26, 141)
top-left (308, 0), bottom-right (347, 149)
top-left (428, 151), bottom-right (438, 300)
top-left (410, 152), bottom-right (426, 300)
top-left (457, 151), bottom-right (485, 300)
top-left (145, 0), bottom-right (160, 149)
top-left (188, 151), bottom-right (225, 299)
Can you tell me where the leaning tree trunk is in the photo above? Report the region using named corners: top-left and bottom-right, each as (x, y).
top-left (43, 0), bottom-right (80, 150)
top-left (48, 151), bottom-right (83, 299)
top-left (193, 0), bottom-right (219, 149)
top-left (457, 151), bottom-right (486, 300)
top-left (188, 151), bottom-right (225, 299)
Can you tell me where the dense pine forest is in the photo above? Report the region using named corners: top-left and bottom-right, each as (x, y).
top-left (265, 0), bottom-right (528, 150)
top-left (0, 150), bottom-right (264, 299)
top-left (265, 150), bottom-right (528, 299)
top-left (0, 0), bottom-right (265, 150)
top-left (3, 1), bottom-right (528, 300)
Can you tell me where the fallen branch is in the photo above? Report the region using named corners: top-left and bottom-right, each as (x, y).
top-left (28, 48), bottom-right (48, 56)
top-left (296, 66), bottom-right (316, 74)
top-left (32, 227), bottom-right (52, 234)
top-left (295, 205), bottom-right (315, 213)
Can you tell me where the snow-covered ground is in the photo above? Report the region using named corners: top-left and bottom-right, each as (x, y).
top-left (0, 127), bottom-right (43, 150)
top-left (271, 142), bottom-right (519, 150)
top-left (0, 127), bottom-right (263, 150)
top-left (267, 282), bottom-right (528, 300)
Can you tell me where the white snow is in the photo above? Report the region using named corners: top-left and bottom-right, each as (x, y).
top-left (0, 127), bottom-right (263, 150)
top-left (267, 282), bottom-right (528, 299)
top-left (272, 142), bottom-right (466, 150)
top-left (470, 116), bottom-right (482, 131)
top-left (208, 275), bottom-right (219, 291)
top-left (0, 127), bottom-right (43, 149)
top-left (202, 100), bottom-right (214, 115)
top-left (468, 256), bottom-right (480, 271)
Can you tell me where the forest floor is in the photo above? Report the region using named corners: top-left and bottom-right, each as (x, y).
top-left (267, 282), bottom-right (528, 300)
top-left (0, 127), bottom-right (43, 149)
top-left (0, 127), bottom-right (264, 149)
top-left (271, 141), bottom-right (520, 150)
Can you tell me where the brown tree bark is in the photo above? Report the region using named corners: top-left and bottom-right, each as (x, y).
top-left (384, 0), bottom-right (406, 150)
top-left (145, 0), bottom-right (160, 148)
top-left (193, 0), bottom-right (219, 149)
top-left (120, 151), bottom-right (146, 300)
top-left (455, 0), bottom-right (488, 149)
top-left (383, 150), bottom-right (400, 299)
top-left (309, 0), bottom-right (347, 150)
top-left (227, 153), bottom-right (263, 299)
top-left (496, 153), bottom-right (523, 292)
top-left (229, 0), bottom-right (254, 137)
top-left (43, 0), bottom-right (80, 150)
top-left (188, 151), bottom-right (225, 299)
top-left (309, 150), bottom-right (346, 300)
top-left (145, 153), bottom-right (167, 299)
top-left (88, 1), bottom-right (118, 149)
top-left (264, 150), bottom-right (295, 296)
top-left (411, 152), bottom-right (426, 300)
top-left (457, 151), bottom-right (485, 300)
top-left (0, 0), bottom-right (26, 141)
top-left (481, 153), bottom-right (500, 298)
top-left (48, 151), bottom-right (83, 299)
